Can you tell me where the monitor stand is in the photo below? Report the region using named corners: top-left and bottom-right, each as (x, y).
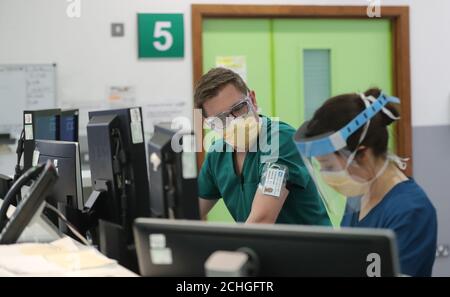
top-left (83, 179), bottom-right (138, 273)
top-left (98, 219), bottom-right (138, 273)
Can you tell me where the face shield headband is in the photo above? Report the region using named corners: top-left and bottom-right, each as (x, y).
top-left (294, 93), bottom-right (400, 158)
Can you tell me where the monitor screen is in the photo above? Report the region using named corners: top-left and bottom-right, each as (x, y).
top-left (35, 115), bottom-right (58, 140)
top-left (60, 114), bottom-right (77, 142)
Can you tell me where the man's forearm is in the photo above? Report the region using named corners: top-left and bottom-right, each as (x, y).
top-left (245, 212), bottom-right (277, 224)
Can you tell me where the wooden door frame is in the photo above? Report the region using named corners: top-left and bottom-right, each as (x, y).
top-left (192, 4), bottom-right (412, 176)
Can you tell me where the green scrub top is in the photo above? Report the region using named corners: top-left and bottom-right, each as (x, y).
top-left (198, 116), bottom-right (331, 226)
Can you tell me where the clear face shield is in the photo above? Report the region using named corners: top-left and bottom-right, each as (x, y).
top-left (294, 93), bottom-right (402, 226)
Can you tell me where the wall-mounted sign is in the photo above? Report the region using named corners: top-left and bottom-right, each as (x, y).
top-left (138, 13), bottom-right (184, 58)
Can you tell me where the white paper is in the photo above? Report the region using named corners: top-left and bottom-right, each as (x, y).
top-left (107, 86), bottom-right (136, 107)
top-left (142, 100), bottom-right (188, 135)
top-left (0, 255), bottom-right (67, 275)
top-left (0, 237), bottom-right (116, 275)
top-left (130, 121), bottom-right (144, 144)
top-left (24, 124), bottom-right (33, 140)
top-left (129, 107), bottom-right (141, 123)
top-left (24, 113), bottom-right (33, 124)
top-left (216, 56), bottom-right (247, 82)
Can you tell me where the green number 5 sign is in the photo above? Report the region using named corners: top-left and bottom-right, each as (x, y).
top-left (138, 13), bottom-right (184, 58)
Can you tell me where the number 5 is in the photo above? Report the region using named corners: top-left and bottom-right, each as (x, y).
top-left (153, 21), bottom-right (173, 51)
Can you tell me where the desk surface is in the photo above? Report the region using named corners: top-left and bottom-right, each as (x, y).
top-left (0, 260), bottom-right (138, 277)
top-left (0, 199), bottom-right (138, 277)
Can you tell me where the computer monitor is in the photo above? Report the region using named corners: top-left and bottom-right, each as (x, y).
top-left (35, 140), bottom-right (83, 210)
top-left (34, 140), bottom-right (84, 235)
top-left (0, 133), bottom-right (15, 145)
top-left (23, 109), bottom-right (61, 171)
top-left (147, 123), bottom-right (200, 220)
top-left (86, 107), bottom-right (150, 270)
top-left (133, 218), bottom-right (400, 277)
top-left (85, 114), bottom-right (124, 226)
top-left (87, 107), bottom-right (151, 228)
top-left (0, 160), bottom-right (58, 244)
top-left (59, 109), bottom-right (79, 142)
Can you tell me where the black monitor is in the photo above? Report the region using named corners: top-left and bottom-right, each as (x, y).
top-left (86, 107), bottom-right (150, 270)
top-left (85, 114), bottom-right (124, 226)
top-left (23, 109), bottom-right (61, 171)
top-left (59, 109), bottom-right (79, 142)
top-left (0, 133), bottom-right (15, 145)
top-left (133, 218), bottom-right (400, 277)
top-left (87, 107), bottom-right (151, 227)
top-left (34, 140), bottom-right (84, 235)
top-left (147, 123), bottom-right (200, 220)
top-left (0, 160), bottom-right (58, 244)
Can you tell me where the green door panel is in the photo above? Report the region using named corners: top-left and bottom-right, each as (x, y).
top-left (273, 19), bottom-right (393, 128)
top-left (203, 19), bottom-right (273, 116)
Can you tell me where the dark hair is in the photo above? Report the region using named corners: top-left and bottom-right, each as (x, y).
top-left (194, 67), bottom-right (249, 110)
top-left (305, 88), bottom-right (399, 158)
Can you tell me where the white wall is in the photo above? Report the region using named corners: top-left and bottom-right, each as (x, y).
top-left (0, 0), bottom-right (449, 127)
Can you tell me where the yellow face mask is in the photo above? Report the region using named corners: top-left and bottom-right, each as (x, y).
top-left (320, 158), bottom-right (390, 197)
top-left (223, 115), bottom-right (261, 152)
top-left (320, 170), bottom-right (370, 197)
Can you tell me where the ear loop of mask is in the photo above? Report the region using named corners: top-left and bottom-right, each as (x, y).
top-left (387, 154), bottom-right (410, 171)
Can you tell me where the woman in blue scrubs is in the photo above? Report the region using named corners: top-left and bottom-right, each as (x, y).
top-left (294, 88), bottom-right (437, 277)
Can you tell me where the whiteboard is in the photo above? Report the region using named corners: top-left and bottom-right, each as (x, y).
top-left (0, 64), bottom-right (56, 136)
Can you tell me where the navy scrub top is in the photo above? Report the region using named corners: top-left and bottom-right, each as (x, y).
top-left (341, 179), bottom-right (437, 277)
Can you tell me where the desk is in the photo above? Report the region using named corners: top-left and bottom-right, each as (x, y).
top-left (0, 200), bottom-right (138, 277)
top-left (0, 260), bottom-right (137, 277)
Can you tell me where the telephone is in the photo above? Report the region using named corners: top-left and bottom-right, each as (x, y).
top-left (0, 160), bottom-right (58, 244)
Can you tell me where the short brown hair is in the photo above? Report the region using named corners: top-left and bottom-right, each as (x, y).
top-left (194, 67), bottom-right (249, 110)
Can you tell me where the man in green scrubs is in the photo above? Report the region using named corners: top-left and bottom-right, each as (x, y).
top-left (195, 67), bottom-right (330, 225)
